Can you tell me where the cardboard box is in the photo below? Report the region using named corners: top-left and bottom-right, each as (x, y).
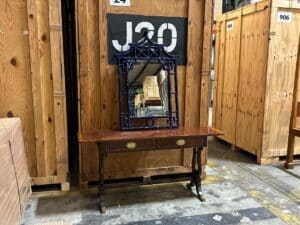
top-left (134, 93), bottom-right (144, 107)
top-left (143, 76), bottom-right (161, 100)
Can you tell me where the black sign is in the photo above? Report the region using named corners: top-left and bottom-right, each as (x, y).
top-left (107, 13), bottom-right (188, 65)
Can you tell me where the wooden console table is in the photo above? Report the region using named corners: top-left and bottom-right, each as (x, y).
top-left (78, 127), bottom-right (222, 213)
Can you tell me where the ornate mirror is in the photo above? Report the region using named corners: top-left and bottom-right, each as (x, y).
top-left (116, 33), bottom-right (179, 131)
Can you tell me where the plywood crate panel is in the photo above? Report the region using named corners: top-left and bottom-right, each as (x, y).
top-left (77, 0), bottom-right (212, 186)
top-left (0, 118), bottom-right (31, 225)
top-left (0, 0), bottom-right (68, 187)
top-left (213, 0), bottom-right (300, 164)
top-left (8, 119), bottom-right (32, 212)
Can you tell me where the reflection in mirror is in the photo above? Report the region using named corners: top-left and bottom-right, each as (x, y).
top-left (128, 60), bottom-right (169, 119)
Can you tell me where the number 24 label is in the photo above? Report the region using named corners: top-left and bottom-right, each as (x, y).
top-left (110, 0), bottom-right (131, 6)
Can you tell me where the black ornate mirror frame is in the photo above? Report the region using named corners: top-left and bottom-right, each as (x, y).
top-left (116, 33), bottom-right (180, 131)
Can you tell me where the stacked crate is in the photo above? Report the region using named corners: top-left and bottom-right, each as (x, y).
top-left (0, 118), bottom-right (31, 225)
top-left (213, 0), bottom-right (300, 164)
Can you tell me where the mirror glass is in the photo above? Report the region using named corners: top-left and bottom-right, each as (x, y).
top-left (128, 60), bottom-right (169, 119)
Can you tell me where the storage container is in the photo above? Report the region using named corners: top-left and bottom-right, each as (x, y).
top-left (213, 0), bottom-right (300, 164)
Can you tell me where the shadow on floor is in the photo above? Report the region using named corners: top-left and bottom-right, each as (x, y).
top-left (208, 137), bottom-right (257, 164)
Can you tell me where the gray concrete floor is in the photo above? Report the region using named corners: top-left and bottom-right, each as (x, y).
top-left (22, 138), bottom-right (300, 225)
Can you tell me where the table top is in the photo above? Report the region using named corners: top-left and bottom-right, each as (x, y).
top-left (78, 127), bottom-right (223, 143)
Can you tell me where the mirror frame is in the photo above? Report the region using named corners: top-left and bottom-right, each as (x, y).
top-left (116, 33), bottom-right (180, 131)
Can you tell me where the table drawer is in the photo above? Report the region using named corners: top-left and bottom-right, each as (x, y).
top-left (157, 136), bottom-right (205, 149)
top-left (107, 140), bottom-right (156, 152)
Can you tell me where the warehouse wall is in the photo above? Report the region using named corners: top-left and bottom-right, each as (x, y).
top-left (76, 0), bottom-right (213, 186)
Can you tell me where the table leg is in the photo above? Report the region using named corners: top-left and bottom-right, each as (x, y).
top-left (186, 148), bottom-right (197, 189)
top-left (195, 147), bottom-right (205, 202)
top-left (97, 143), bottom-right (106, 214)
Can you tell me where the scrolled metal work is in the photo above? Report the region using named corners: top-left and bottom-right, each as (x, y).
top-left (116, 33), bottom-right (180, 131)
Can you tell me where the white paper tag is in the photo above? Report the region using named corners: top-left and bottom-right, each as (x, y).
top-left (110, 0), bottom-right (131, 6)
top-left (227, 21), bottom-right (234, 30)
top-left (278, 11), bottom-right (293, 23)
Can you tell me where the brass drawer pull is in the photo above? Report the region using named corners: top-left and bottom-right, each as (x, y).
top-left (126, 142), bottom-right (136, 149)
top-left (176, 139), bottom-right (186, 146)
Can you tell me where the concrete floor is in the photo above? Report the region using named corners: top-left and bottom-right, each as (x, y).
top-left (22, 138), bottom-right (300, 225)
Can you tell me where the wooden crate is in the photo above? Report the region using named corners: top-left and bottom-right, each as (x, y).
top-left (76, 0), bottom-right (213, 187)
top-left (0, 0), bottom-right (69, 188)
top-left (0, 118), bottom-right (31, 225)
top-left (213, 0), bottom-right (300, 164)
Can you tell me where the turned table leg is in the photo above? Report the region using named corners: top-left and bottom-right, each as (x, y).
top-left (186, 148), bottom-right (197, 189)
top-left (97, 143), bottom-right (106, 214)
top-left (196, 147), bottom-right (205, 202)
top-left (186, 147), bottom-right (205, 202)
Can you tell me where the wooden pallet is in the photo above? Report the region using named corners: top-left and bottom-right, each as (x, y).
top-left (31, 177), bottom-right (70, 192)
top-left (31, 181), bottom-right (70, 192)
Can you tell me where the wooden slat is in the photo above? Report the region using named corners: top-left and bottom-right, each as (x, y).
top-left (79, 0), bottom-right (101, 186)
top-left (27, 0), bottom-right (46, 176)
top-left (36, 0), bottom-right (57, 176)
top-left (221, 12), bottom-right (242, 144)
top-left (214, 21), bottom-right (226, 131)
top-left (48, 0), bottom-right (68, 182)
top-left (184, 0), bottom-right (204, 128)
top-left (183, 0), bottom-right (205, 170)
top-left (200, 0), bottom-right (213, 164)
top-left (212, 21), bottom-right (221, 128)
top-left (27, 0), bottom-right (56, 177)
top-left (200, 0), bottom-right (213, 127)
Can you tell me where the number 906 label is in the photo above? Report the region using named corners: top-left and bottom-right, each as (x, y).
top-left (278, 11), bottom-right (293, 23)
